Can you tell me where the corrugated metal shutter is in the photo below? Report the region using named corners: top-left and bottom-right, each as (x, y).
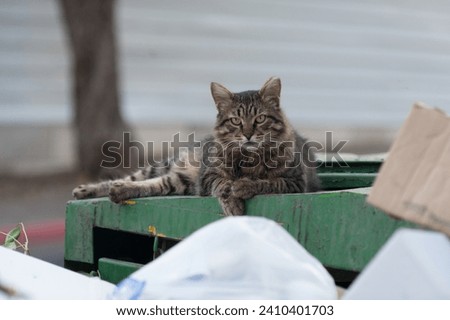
top-left (1, 0), bottom-right (450, 127)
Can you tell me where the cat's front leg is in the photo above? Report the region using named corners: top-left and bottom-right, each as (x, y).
top-left (211, 180), bottom-right (232, 198)
top-left (231, 178), bottom-right (257, 200)
top-left (109, 181), bottom-right (141, 203)
top-left (109, 174), bottom-right (183, 203)
top-left (209, 178), bottom-right (245, 216)
top-left (73, 180), bottom-right (115, 199)
top-left (218, 196), bottom-right (245, 216)
top-left (233, 176), bottom-right (305, 198)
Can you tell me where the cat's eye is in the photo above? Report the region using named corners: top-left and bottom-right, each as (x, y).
top-left (230, 117), bottom-right (242, 126)
top-left (255, 114), bottom-right (267, 124)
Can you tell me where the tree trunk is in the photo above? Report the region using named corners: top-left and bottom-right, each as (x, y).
top-left (59, 0), bottom-right (129, 179)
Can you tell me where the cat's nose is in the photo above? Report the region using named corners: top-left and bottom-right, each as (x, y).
top-left (243, 133), bottom-right (252, 141)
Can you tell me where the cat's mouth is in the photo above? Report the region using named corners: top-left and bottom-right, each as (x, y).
top-left (241, 141), bottom-right (259, 150)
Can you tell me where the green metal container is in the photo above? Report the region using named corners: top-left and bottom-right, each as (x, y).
top-left (64, 155), bottom-right (419, 284)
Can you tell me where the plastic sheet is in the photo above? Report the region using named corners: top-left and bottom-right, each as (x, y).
top-left (111, 216), bottom-right (337, 300)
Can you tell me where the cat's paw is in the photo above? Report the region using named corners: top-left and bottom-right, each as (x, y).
top-left (232, 178), bottom-right (256, 199)
top-left (73, 184), bottom-right (97, 199)
top-left (213, 181), bottom-right (232, 199)
top-left (109, 181), bottom-right (137, 203)
top-left (218, 196), bottom-right (245, 216)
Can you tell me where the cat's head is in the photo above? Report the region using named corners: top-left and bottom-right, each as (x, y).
top-left (210, 77), bottom-right (293, 147)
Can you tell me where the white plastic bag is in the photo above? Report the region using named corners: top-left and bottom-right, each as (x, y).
top-left (111, 216), bottom-right (337, 299)
top-left (0, 246), bottom-right (114, 299)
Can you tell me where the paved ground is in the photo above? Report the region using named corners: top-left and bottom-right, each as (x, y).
top-left (0, 172), bottom-right (78, 266)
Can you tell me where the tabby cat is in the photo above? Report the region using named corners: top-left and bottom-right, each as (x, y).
top-left (73, 77), bottom-right (319, 215)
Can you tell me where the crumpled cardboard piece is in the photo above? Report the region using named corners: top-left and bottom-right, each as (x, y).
top-left (368, 102), bottom-right (450, 237)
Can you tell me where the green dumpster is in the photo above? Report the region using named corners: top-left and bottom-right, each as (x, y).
top-left (64, 155), bottom-right (420, 285)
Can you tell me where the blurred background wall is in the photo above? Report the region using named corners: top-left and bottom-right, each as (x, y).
top-left (1, 0), bottom-right (450, 265)
top-left (2, 0), bottom-right (450, 176)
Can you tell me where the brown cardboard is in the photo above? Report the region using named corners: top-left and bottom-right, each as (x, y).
top-left (367, 102), bottom-right (450, 236)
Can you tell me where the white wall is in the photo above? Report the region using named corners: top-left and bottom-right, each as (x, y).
top-left (1, 0), bottom-right (450, 174)
top-left (118, 0), bottom-right (450, 127)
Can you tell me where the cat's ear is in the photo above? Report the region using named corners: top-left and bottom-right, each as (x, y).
top-left (211, 82), bottom-right (233, 112)
top-left (259, 77), bottom-right (281, 108)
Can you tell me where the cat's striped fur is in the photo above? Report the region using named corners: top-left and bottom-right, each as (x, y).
top-left (73, 77), bottom-right (320, 215)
